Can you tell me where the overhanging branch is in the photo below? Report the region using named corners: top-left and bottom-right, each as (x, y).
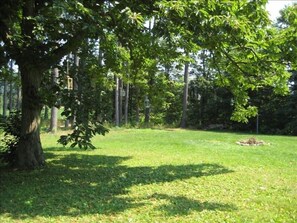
top-left (38, 33), bottom-right (86, 71)
top-left (220, 48), bottom-right (249, 76)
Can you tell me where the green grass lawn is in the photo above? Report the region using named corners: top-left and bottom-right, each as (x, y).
top-left (1, 129), bottom-right (297, 222)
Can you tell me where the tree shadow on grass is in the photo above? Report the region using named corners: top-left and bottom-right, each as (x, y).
top-left (150, 193), bottom-right (236, 216)
top-left (0, 151), bottom-right (235, 220)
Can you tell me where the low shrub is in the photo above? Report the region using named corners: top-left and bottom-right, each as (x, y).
top-left (0, 111), bottom-right (21, 166)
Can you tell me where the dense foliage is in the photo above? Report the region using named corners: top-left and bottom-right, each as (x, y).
top-left (0, 111), bottom-right (21, 166)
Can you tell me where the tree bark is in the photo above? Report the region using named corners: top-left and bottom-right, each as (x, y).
top-left (136, 104), bottom-right (140, 124)
top-left (119, 78), bottom-right (123, 125)
top-left (16, 77), bottom-right (22, 111)
top-left (15, 65), bottom-right (45, 169)
top-left (144, 95), bottom-right (150, 127)
top-left (115, 75), bottom-right (120, 126)
top-left (134, 86), bottom-right (140, 124)
top-left (71, 54), bottom-right (80, 126)
top-left (9, 81), bottom-right (13, 112)
top-left (49, 68), bottom-right (59, 133)
top-left (50, 106), bottom-right (58, 133)
top-left (9, 60), bottom-right (14, 112)
top-left (124, 82), bottom-right (129, 125)
top-left (2, 80), bottom-right (7, 117)
top-left (43, 106), bottom-right (49, 120)
top-left (181, 62), bottom-right (189, 128)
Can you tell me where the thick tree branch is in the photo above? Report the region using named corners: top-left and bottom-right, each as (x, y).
top-left (38, 32), bottom-right (86, 71)
top-left (0, 20), bottom-right (9, 43)
top-left (220, 48), bottom-right (249, 76)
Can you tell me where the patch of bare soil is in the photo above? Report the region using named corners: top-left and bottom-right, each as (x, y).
top-left (236, 137), bottom-right (268, 146)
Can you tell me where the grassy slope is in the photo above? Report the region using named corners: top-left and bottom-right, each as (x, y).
top-left (0, 129), bottom-right (296, 222)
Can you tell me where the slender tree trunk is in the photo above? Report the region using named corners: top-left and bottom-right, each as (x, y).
top-left (115, 75), bottom-right (120, 126)
top-left (9, 60), bottom-right (14, 113)
top-left (181, 62), bottom-right (189, 128)
top-left (9, 81), bottom-right (13, 112)
top-left (65, 55), bottom-right (71, 128)
top-left (15, 65), bottom-right (45, 169)
top-left (124, 82), bottom-right (129, 125)
top-left (43, 106), bottom-right (49, 120)
top-left (49, 68), bottom-right (59, 133)
top-left (119, 78), bottom-right (123, 125)
top-left (3, 80), bottom-right (7, 117)
top-left (15, 71), bottom-right (21, 111)
top-left (136, 104), bottom-right (140, 124)
top-left (144, 95), bottom-right (150, 127)
top-left (135, 87), bottom-right (140, 124)
top-left (16, 83), bottom-right (21, 111)
top-left (65, 119), bottom-right (70, 128)
top-left (50, 107), bottom-right (58, 133)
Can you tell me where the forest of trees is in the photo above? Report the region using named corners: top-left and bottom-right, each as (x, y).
top-left (0, 0), bottom-right (296, 169)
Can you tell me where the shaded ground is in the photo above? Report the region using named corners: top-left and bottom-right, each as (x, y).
top-left (0, 149), bottom-right (235, 219)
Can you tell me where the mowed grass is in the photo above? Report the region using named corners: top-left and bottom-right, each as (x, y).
top-left (1, 129), bottom-right (296, 223)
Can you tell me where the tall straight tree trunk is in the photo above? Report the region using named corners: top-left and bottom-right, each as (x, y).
top-left (9, 60), bottom-right (14, 112)
top-left (9, 81), bottom-right (13, 112)
top-left (119, 78), bottom-right (123, 125)
top-left (115, 75), bottom-right (120, 126)
top-left (43, 106), bottom-right (49, 119)
top-left (181, 62), bottom-right (189, 128)
top-left (15, 65), bottom-right (45, 169)
top-left (135, 87), bottom-right (140, 124)
top-left (16, 85), bottom-right (21, 111)
top-left (124, 82), bottom-right (129, 125)
top-left (2, 80), bottom-right (7, 117)
top-left (136, 104), bottom-right (140, 124)
top-left (16, 71), bottom-right (21, 111)
top-left (69, 53), bottom-right (80, 127)
top-left (49, 68), bottom-right (59, 133)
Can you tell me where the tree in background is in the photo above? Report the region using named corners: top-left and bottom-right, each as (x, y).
top-left (255, 3), bottom-right (297, 134)
top-left (49, 68), bottom-right (59, 133)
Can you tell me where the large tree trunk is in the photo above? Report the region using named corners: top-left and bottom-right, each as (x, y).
top-left (15, 65), bottom-right (45, 169)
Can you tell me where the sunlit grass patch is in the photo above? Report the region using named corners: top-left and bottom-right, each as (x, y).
top-left (1, 129), bottom-right (296, 222)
